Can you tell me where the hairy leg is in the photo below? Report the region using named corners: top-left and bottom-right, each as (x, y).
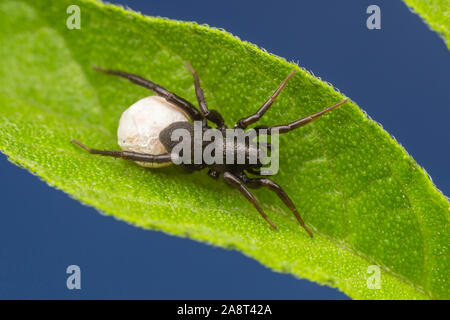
top-left (72, 140), bottom-right (172, 164)
top-left (235, 69), bottom-right (296, 129)
top-left (184, 62), bottom-right (226, 129)
top-left (253, 99), bottom-right (348, 135)
top-left (223, 171), bottom-right (277, 230)
top-left (243, 175), bottom-right (313, 237)
top-left (93, 66), bottom-right (203, 121)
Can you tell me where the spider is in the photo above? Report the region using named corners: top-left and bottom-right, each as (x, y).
top-left (72, 62), bottom-right (348, 237)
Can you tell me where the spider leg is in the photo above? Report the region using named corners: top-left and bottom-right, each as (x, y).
top-left (235, 69), bottom-right (297, 129)
top-left (72, 140), bottom-right (172, 164)
top-left (253, 99), bottom-right (348, 135)
top-left (242, 175), bottom-right (313, 237)
top-left (223, 171), bottom-right (278, 230)
top-left (245, 168), bottom-right (262, 175)
top-left (184, 62), bottom-right (226, 129)
top-left (92, 66), bottom-right (203, 121)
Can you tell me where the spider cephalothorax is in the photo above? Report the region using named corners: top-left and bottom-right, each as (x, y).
top-left (72, 62), bottom-right (348, 237)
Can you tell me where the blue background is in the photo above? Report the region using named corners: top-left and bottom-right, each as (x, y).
top-left (0, 0), bottom-right (448, 299)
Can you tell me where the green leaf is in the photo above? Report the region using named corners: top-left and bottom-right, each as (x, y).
top-left (403, 0), bottom-right (450, 49)
top-left (0, 0), bottom-right (448, 299)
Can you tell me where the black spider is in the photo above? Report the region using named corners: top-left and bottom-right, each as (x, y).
top-left (72, 62), bottom-right (348, 237)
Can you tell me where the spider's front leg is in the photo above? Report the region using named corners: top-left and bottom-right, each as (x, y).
top-left (253, 99), bottom-right (348, 135)
top-left (184, 62), bottom-right (226, 130)
top-left (235, 69), bottom-right (296, 129)
top-left (223, 171), bottom-right (278, 230)
top-left (242, 174), bottom-right (313, 237)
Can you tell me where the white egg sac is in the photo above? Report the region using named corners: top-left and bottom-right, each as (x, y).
top-left (117, 96), bottom-right (190, 167)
